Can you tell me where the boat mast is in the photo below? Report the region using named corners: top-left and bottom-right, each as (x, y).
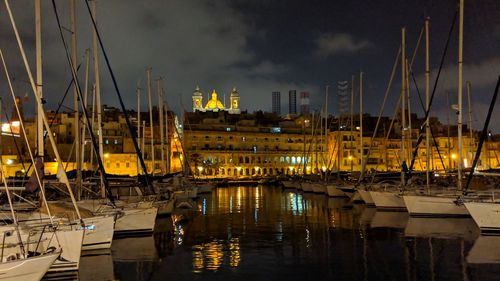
top-left (350, 75), bottom-right (354, 172)
top-left (401, 27), bottom-right (406, 186)
top-left (70, 0), bottom-right (81, 198)
top-left (405, 58), bottom-right (412, 162)
top-left (35, 0), bottom-right (43, 176)
top-left (81, 49), bottom-right (90, 179)
top-left (359, 71), bottom-right (363, 174)
top-left (5, 0), bottom-right (83, 220)
top-left (137, 85), bottom-right (141, 175)
top-left (90, 84), bottom-right (96, 167)
top-left (164, 89), bottom-right (170, 173)
top-left (425, 17), bottom-right (431, 192)
top-left (147, 68), bottom-right (154, 175)
top-left (324, 84), bottom-right (328, 176)
top-left (457, 0), bottom-right (464, 191)
top-left (91, 0), bottom-right (105, 198)
top-left (158, 77), bottom-right (165, 175)
top-left (466, 81), bottom-right (474, 165)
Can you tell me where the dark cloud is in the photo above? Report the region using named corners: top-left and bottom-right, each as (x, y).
top-left (315, 33), bottom-right (372, 57)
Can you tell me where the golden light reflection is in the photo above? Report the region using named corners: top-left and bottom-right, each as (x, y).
top-left (204, 241), bottom-right (224, 271)
top-left (329, 210), bottom-right (336, 228)
top-left (192, 245), bottom-right (204, 273)
top-left (255, 187), bottom-right (260, 210)
top-left (229, 238), bottom-right (241, 267)
top-left (192, 239), bottom-right (240, 272)
top-left (236, 187), bottom-right (242, 211)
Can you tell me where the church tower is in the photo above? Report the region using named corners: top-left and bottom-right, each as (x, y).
top-left (229, 87), bottom-right (240, 114)
top-left (192, 86), bottom-right (204, 112)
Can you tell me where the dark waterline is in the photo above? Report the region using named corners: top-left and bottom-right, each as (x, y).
top-left (78, 185), bottom-right (500, 281)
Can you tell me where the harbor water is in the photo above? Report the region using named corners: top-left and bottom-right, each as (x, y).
top-left (78, 185), bottom-right (500, 281)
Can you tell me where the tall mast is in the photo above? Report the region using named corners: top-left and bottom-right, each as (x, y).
top-left (137, 86), bottom-right (141, 175)
top-left (70, 0), bottom-right (81, 197)
top-left (466, 81), bottom-right (474, 165)
top-left (142, 120), bottom-right (146, 162)
top-left (457, 0), bottom-right (464, 191)
top-left (425, 17), bottom-right (431, 192)
top-left (158, 78), bottom-right (165, 175)
top-left (350, 75), bottom-right (354, 171)
top-left (91, 0), bottom-right (105, 198)
top-left (5, 0), bottom-right (83, 220)
top-left (405, 58), bottom-right (412, 162)
top-left (401, 27), bottom-right (406, 186)
top-left (81, 48), bottom-right (90, 178)
top-left (324, 84), bottom-right (328, 174)
top-left (164, 89), bottom-right (170, 173)
top-left (147, 68), bottom-right (154, 175)
top-left (359, 71), bottom-right (363, 173)
top-left (35, 0), bottom-right (43, 165)
top-left (90, 84), bottom-right (96, 167)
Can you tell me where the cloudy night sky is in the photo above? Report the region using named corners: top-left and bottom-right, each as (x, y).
top-left (0, 0), bottom-right (498, 131)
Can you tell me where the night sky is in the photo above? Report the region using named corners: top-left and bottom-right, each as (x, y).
top-left (0, 0), bottom-right (498, 130)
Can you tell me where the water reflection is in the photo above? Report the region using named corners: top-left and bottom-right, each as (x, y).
top-left (192, 237), bottom-right (241, 272)
top-left (76, 185), bottom-right (500, 281)
top-left (79, 251), bottom-right (114, 281)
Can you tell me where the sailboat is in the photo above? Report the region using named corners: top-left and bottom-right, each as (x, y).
top-left (0, 110), bottom-right (60, 281)
top-left (404, 4), bottom-right (498, 218)
top-left (70, 0), bottom-right (158, 236)
top-left (369, 27), bottom-right (410, 211)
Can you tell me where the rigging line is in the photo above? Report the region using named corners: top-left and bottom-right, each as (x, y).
top-left (357, 46), bottom-right (400, 185)
top-left (83, 0), bottom-right (153, 193)
top-left (46, 63), bottom-right (82, 133)
top-left (407, 9), bottom-right (458, 172)
top-left (51, 0), bottom-right (115, 205)
top-left (368, 94), bottom-right (402, 186)
top-left (464, 75), bottom-right (499, 194)
top-left (0, 46), bottom-right (54, 223)
top-left (408, 68), bottom-right (447, 173)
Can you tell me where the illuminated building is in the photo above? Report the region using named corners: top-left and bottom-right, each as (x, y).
top-left (184, 93), bottom-right (325, 177)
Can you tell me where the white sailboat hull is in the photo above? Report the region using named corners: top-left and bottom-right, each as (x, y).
top-left (77, 200), bottom-right (158, 236)
top-left (311, 183), bottom-right (326, 194)
top-left (114, 207), bottom-right (158, 236)
top-left (17, 213), bottom-right (114, 251)
top-left (0, 251), bottom-right (60, 281)
top-left (0, 225), bottom-right (84, 272)
top-left (369, 191), bottom-right (406, 211)
top-left (281, 180), bottom-right (300, 189)
top-left (403, 195), bottom-right (469, 217)
top-left (326, 185), bottom-right (348, 197)
top-left (46, 228), bottom-right (84, 272)
top-left (357, 190), bottom-right (374, 206)
top-left (465, 202), bottom-right (500, 235)
top-left (301, 182), bottom-right (313, 192)
top-left (81, 215), bottom-right (115, 251)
